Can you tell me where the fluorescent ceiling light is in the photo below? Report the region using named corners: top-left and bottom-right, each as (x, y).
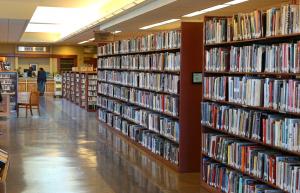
top-left (78, 37), bottom-right (95, 44)
top-left (225, 0), bottom-right (248, 5)
top-left (183, 0), bottom-right (248, 17)
top-left (113, 30), bottom-right (122, 34)
top-left (78, 40), bottom-right (89, 44)
top-left (140, 19), bottom-right (180, 30)
top-left (25, 23), bottom-right (62, 33)
top-left (25, 0), bottom-right (147, 42)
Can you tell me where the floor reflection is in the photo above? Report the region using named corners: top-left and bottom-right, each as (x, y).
top-left (0, 97), bottom-right (202, 193)
top-left (96, 125), bottom-right (201, 193)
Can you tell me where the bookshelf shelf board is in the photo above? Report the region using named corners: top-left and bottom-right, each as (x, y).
top-left (97, 68), bottom-right (180, 75)
top-left (98, 80), bottom-right (179, 96)
top-left (201, 152), bottom-right (287, 192)
top-left (97, 48), bottom-right (180, 58)
top-left (98, 93), bottom-right (180, 120)
top-left (99, 120), bottom-right (180, 171)
top-left (200, 181), bottom-right (223, 193)
top-left (203, 98), bottom-right (300, 118)
top-left (204, 32), bottom-right (300, 47)
top-left (98, 106), bottom-right (179, 144)
top-left (204, 71), bottom-right (300, 78)
top-left (205, 37), bottom-right (266, 47)
top-left (202, 124), bottom-right (300, 157)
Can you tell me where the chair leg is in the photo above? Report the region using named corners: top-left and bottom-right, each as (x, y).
top-left (17, 105), bottom-right (19, 118)
top-left (30, 105), bottom-right (33, 116)
top-left (25, 106), bottom-right (28, 118)
top-left (38, 106), bottom-right (40, 116)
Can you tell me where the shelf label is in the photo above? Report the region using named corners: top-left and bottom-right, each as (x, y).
top-left (193, 72), bottom-right (202, 84)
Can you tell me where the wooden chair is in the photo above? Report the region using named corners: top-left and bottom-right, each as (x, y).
top-left (29, 91), bottom-right (40, 116)
top-left (17, 91), bottom-right (40, 117)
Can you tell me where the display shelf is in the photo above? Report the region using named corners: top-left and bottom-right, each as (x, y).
top-left (0, 71), bottom-right (18, 110)
top-left (97, 22), bottom-right (203, 172)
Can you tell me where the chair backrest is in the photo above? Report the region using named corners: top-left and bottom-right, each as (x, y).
top-left (30, 91), bottom-right (39, 106)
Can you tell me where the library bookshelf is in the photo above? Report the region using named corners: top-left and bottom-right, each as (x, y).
top-left (97, 22), bottom-right (203, 172)
top-left (202, 12), bottom-right (300, 193)
top-left (62, 71), bottom-right (97, 112)
top-left (84, 72), bottom-right (97, 112)
top-left (0, 71), bottom-right (18, 110)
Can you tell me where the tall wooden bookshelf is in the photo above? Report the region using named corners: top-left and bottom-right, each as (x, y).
top-left (86, 72), bottom-right (97, 112)
top-left (79, 72), bottom-right (87, 108)
top-left (97, 22), bottom-right (203, 172)
top-left (202, 10), bottom-right (300, 193)
top-left (0, 71), bottom-right (18, 110)
top-left (75, 72), bottom-right (80, 105)
top-left (70, 72), bottom-right (75, 103)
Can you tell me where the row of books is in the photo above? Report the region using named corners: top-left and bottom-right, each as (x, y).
top-left (97, 96), bottom-right (179, 142)
top-left (204, 76), bottom-right (300, 113)
top-left (98, 83), bottom-right (179, 116)
top-left (81, 74), bottom-right (86, 102)
top-left (201, 102), bottom-right (262, 140)
top-left (266, 4), bottom-right (300, 37)
top-left (98, 70), bottom-right (179, 94)
top-left (205, 43), bottom-right (300, 73)
top-left (88, 80), bottom-right (97, 86)
top-left (98, 52), bottom-right (181, 72)
top-left (201, 102), bottom-right (300, 152)
top-left (205, 10), bottom-right (263, 44)
top-left (70, 74), bottom-right (76, 102)
top-left (98, 109), bottom-right (179, 164)
top-left (88, 75), bottom-right (97, 108)
top-left (98, 31), bottom-right (181, 56)
top-left (206, 4), bottom-right (300, 44)
top-left (202, 158), bottom-right (283, 193)
top-left (202, 133), bottom-right (300, 192)
top-left (75, 74), bottom-right (81, 104)
top-left (264, 78), bottom-right (300, 112)
top-left (88, 85), bottom-right (97, 91)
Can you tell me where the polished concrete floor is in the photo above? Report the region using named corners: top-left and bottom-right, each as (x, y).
top-left (0, 97), bottom-right (207, 193)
